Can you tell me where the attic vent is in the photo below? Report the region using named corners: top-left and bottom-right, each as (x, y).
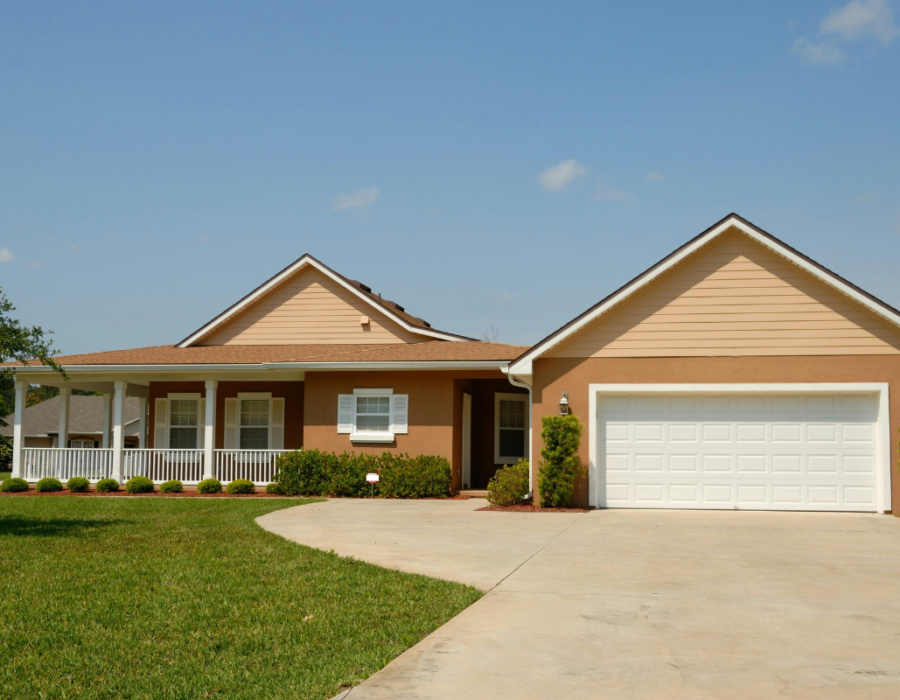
top-left (423, 321), bottom-right (431, 328)
top-left (357, 282), bottom-right (372, 293)
top-left (393, 303), bottom-right (405, 312)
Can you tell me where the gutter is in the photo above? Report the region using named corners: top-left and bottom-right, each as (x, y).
top-left (503, 367), bottom-right (535, 500)
top-left (12, 360), bottom-right (513, 373)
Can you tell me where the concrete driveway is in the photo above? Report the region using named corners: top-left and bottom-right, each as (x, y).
top-left (258, 500), bottom-right (900, 699)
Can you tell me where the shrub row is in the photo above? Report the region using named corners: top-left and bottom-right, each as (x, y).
top-left (0, 477), bottom-right (257, 495)
top-left (271, 450), bottom-right (451, 498)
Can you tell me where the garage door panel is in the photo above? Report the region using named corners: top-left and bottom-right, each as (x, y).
top-left (598, 392), bottom-right (878, 512)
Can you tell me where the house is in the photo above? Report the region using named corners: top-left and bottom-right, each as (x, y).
top-left (0, 395), bottom-right (142, 448)
top-left (7, 214), bottom-right (899, 515)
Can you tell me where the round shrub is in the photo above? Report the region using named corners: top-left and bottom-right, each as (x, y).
top-left (66, 476), bottom-right (90, 493)
top-left (487, 459), bottom-right (530, 507)
top-left (197, 478), bottom-right (223, 495)
top-left (0, 477), bottom-right (29, 493)
top-left (95, 478), bottom-right (119, 493)
top-left (225, 479), bottom-right (255, 495)
top-left (125, 476), bottom-right (154, 494)
top-left (159, 479), bottom-right (183, 494)
top-left (265, 482), bottom-right (285, 495)
top-left (35, 477), bottom-right (64, 493)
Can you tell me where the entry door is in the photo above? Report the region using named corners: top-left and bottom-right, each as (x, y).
top-left (462, 393), bottom-right (472, 489)
top-left (597, 392), bottom-right (879, 512)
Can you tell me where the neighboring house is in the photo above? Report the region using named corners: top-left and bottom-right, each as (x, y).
top-left (6, 213), bottom-right (899, 516)
top-left (0, 395), bottom-right (142, 448)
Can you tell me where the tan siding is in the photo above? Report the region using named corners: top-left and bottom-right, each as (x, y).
top-left (202, 267), bottom-right (423, 345)
top-left (552, 231), bottom-right (900, 358)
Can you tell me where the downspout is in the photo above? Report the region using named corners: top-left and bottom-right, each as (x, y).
top-left (502, 367), bottom-right (534, 500)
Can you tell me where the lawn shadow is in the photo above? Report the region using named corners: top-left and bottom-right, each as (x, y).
top-left (0, 515), bottom-right (130, 537)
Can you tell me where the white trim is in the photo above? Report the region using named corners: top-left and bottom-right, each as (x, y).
top-left (353, 387), bottom-right (392, 395)
top-left (176, 255), bottom-right (466, 347)
top-left (587, 383), bottom-right (892, 514)
top-left (349, 389), bottom-right (398, 443)
top-left (168, 392), bottom-right (201, 400)
top-left (494, 392), bottom-right (529, 465)
top-left (349, 433), bottom-right (395, 443)
top-left (510, 215), bottom-right (900, 374)
top-left (13, 361), bottom-right (509, 376)
top-left (237, 392), bottom-right (272, 399)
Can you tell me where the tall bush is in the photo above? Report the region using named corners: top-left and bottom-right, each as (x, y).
top-left (537, 415), bottom-right (584, 508)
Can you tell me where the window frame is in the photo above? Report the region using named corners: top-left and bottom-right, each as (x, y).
top-left (494, 392), bottom-right (529, 465)
top-left (237, 392), bottom-right (272, 450)
top-left (350, 388), bottom-right (396, 443)
top-left (167, 393), bottom-right (201, 450)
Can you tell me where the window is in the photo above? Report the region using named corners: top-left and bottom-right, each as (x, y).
top-left (69, 439), bottom-right (95, 449)
top-left (169, 398), bottom-right (199, 449)
top-left (355, 395), bottom-right (391, 433)
top-left (338, 389), bottom-right (408, 443)
top-left (239, 398), bottom-right (270, 449)
top-left (495, 393), bottom-right (528, 464)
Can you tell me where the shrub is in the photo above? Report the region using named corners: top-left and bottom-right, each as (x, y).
top-left (95, 478), bottom-right (119, 493)
top-left (125, 476), bottom-right (154, 494)
top-left (264, 482), bottom-right (285, 495)
top-left (197, 478), bottom-right (223, 494)
top-left (226, 479), bottom-right (255, 495)
top-left (537, 415), bottom-right (585, 508)
top-left (378, 453), bottom-right (451, 498)
top-left (159, 480), bottom-right (183, 494)
top-left (487, 459), bottom-right (530, 506)
top-left (35, 477), bottom-right (64, 493)
top-left (66, 476), bottom-right (90, 493)
top-left (0, 477), bottom-right (29, 493)
top-left (273, 450), bottom-right (336, 496)
top-left (328, 452), bottom-right (375, 497)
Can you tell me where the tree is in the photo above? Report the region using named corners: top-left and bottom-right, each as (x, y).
top-left (0, 287), bottom-right (65, 427)
top-left (482, 325), bottom-right (500, 343)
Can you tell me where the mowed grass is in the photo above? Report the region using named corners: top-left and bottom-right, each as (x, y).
top-left (0, 498), bottom-right (482, 699)
top-left (0, 471), bottom-right (10, 481)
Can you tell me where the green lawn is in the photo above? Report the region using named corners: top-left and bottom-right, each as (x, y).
top-left (0, 472), bottom-right (10, 481)
top-left (0, 497), bottom-right (481, 699)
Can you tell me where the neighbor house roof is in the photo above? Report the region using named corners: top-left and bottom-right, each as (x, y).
top-left (5, 341), bottom-right (528, 369)
top-left (0, 395), bottom-right (141, 438)
top-left (509, 213), bottom-right (900, 374)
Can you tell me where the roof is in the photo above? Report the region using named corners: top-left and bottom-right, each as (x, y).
top-left (177, 254), bottom-right (475, 346)
top-left (6, 341), bottom-right (528, 368)
top-left (0, 395), bottom-right (141, 438)
top-left (509, 213), bottom-right (900, 374)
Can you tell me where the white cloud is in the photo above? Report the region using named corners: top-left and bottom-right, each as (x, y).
top-left (594, 181), bottom-right (636, 205)
top-left (821, 0), bottom-right (898, 43)
top-left (792, 37), bottom-right (847, 63)
top-left (646, 171), bottom-right (665, 182)
top-left (537, 159), bottom-right (586, 191)
top-left (0, 248), bottom-right (13, 264)
top-left (333, 187), bottom-right (380, 211)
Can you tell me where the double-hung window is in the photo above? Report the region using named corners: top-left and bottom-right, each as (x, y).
top-left (338, 389), bottom-right (408, 442)
top-left (239, 398), bottom-right (270, 449)
top-left (169, 398), bottom-right (200, 449)
top-left (495, 393), bottom-right (528, 464)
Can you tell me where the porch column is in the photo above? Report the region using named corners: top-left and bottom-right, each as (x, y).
top-left (111, 381), bottom-right (127, 483)
top-left (203, 380), bottom-right (217, 480)
top-left (57, 387), bottom-right (71, 449)
top-left (138, 396), bottom-right (148, 449)
top-left (10, 381), bottom-right (26, 479)
top-left (101, 392), bottom-right (112, 448)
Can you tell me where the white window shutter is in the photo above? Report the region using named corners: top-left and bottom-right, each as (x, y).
top-left (154, 398), bottom-right (168, 448)
top-left (392, 394), bottom-right (409, 434)
top-left (198, 398), bottom-right (206, 448)
top-left (271, 398), bottom-right (285, 449)
top-left (224, 398), bottom-right (239, 449)
top-left (338, 395), bottom-right (353, 434)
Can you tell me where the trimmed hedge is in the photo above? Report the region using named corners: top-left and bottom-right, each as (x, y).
top-left (159, 480), bottom-right (183, 494)
top-left (125, 476), bottom-right (154, 494)
top-left (264, 482), bottom-right (285, 495)
top-left (35, 478), bottom-right (64, 493)
top-left (66, 477), bottom-right (90, 493)
top-left (197, 478), bottom-right (223, 495)
top-left (537, 414), bottom-right (584, 508)
top-left (95, 478), bottom-right (119, 493)
top-left (487, 459), bottom-right (530, 506)
top-left (225, 479), bottom-right (255, 495)
top-left (272, 450), bottom-right (451, 498)
top-left (0, 477), bottom-right (29, 493)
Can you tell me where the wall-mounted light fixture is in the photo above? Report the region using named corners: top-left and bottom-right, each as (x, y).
top-left (559, 391), bottom-right (570, 416)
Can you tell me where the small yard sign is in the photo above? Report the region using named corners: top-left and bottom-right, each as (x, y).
top-left (366, 472), bottom-right (379, 497)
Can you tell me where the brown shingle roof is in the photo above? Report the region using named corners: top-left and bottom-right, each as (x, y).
top-left (8, 342), bottom-right (527, 367)
top-left (0, 395), bottom-right (141, 437)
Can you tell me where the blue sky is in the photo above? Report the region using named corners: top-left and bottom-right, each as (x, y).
top-left (1, 1), bottom-right (898, 353)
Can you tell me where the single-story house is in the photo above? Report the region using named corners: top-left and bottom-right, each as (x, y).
top-left (0, 394), bottom-right (142, 448)
top-left (7, 214), bottom-right (898, 515)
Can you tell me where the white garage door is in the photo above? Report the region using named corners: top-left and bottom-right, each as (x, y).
top-left (597, 392), bottom-right (879, 512)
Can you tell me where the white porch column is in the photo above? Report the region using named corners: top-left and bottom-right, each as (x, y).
top-left (111, 381), bottom-right (127, 483)
top-left (138, 396), bottom-right (148, 449)
top-left (57, 387), bottom-right (71, 449)
top-left (101, 392), bottom-right (112, 448)
top-left (10, 381), bottom-right (26, 479)
top-left (204, 380), bottom-right (217, 480)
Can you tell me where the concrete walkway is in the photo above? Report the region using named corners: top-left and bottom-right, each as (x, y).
top-left (258, 500), bottom-right (900, 699)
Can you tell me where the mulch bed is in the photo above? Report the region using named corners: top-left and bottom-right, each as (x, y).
top-left (476, 504), bottom-right (589, 513)
top-left (0, 490), bottom-right (289, 498)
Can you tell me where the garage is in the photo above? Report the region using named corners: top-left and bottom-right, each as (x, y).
top-left (592, 387), bottom-right (887, 512)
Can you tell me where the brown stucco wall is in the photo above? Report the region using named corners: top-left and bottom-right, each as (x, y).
top-left (532, 355), bottom-right (900, 512)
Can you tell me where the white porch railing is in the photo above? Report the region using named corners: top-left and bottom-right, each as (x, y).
top-left (123, 449), bottom-right (205, 484)
top-left (215, 450), bottom-right (287, 485)
top-left (22, 447), bottom-right (113, 482)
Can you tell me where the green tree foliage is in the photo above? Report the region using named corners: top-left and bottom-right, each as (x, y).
top-left (537, 415), bottom-right (585, 508)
